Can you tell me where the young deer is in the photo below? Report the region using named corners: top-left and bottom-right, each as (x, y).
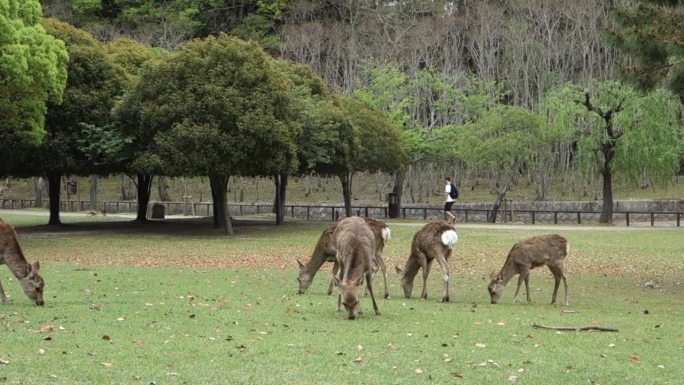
top-left (0, 220), bottom-right (45, 306)
top-left (488, 234), bottom-right (569, 306)
top-left (395, 220), bottom-right (458, 302)
top-left (332, 216), bottom-right (380, 320)
top-left (296, 217), bottom-right (391, 298)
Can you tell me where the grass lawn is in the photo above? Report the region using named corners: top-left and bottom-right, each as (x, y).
top-left (0, 212), bottom-right (682, 384)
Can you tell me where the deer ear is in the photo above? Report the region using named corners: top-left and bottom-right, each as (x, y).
top-left (32, 261), bottom-right (41, 272)
top-left (395, 265), bottom-right (403, 275)
top-left (296, 259), bottom-right (304, 269)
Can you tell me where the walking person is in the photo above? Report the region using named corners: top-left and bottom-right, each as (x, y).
top-left (444, 177), bottom-right (458, 222)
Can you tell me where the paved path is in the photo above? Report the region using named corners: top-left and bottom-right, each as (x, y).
top-left (2, 209), bottom-right (678, 231)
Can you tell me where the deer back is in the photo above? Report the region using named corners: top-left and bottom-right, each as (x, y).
top-left (412, 220), bottom-right (457, 260)
top-left (506, 234), bottom-right (568, 268)
top-left (333, 217), bottom-right (375, 284)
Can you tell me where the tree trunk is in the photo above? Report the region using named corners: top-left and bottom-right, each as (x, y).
top-left (210, 174), bottom-right (233, 235)
top-left (134, 174), bottom-right (154, 222)
top-left (339, 173), bottom-right (353, 217)
top-left (392, 170), bottom-right (405, 211)
top-left (47, 173), bottom-right (61, 225)
top-left (600, 169), bottom-right (614, 224)
top-left (488, 183), bottom-right (510, 223)
top-left (34, 177), bottom-right (46, 208)
top-left (273, 174), bottom-right (288, 225)
top-left (89, 175), bottom-right (98, 210)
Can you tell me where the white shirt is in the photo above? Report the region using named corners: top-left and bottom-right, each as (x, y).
top-left (445, 183), bottom-right (455, 203)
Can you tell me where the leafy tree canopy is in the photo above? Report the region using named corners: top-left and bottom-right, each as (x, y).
top-left (120, 34), bottom-right (299, 178)
top-left (607, 0), bottom-right (684, 103)
top-left (0, 0), bottom-right (68, 152)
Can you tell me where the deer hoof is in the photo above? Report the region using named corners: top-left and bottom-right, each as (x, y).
top-left (441, 296), bottom-right (449, 303)
top-left (384, 293), bottom-right (389, 299)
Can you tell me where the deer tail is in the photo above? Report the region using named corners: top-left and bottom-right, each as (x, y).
top-left (441, 230), bottom-right (458, 249)
top-left (381, 227), bottom-right (391, 241)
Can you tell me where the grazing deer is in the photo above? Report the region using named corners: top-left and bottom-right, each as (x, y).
top-left (331, 216), bottom-right (380, 319)
top-left (0, 220), bottom-right (45, 306)
top-left (395, 220), bottom-right (458, 302)
top-left (488, 234), bottom-right (569, 306)
top-left (296, 217), bottom-right (391, 298)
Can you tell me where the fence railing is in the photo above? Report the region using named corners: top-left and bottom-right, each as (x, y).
top-left (0, 199), bottom-right (681, 227)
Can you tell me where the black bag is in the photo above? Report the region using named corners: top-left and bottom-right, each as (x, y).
top-left (449, 183), bottom-right (459, 199)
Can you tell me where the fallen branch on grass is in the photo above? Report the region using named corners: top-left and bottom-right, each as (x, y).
top-left (532, 322), bottom-right (619, 332)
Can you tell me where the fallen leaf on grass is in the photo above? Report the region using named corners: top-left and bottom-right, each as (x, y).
top-left (386, 343), bottom-right (397, 352)
top-left (101, 335), bottom-right (111, 341)
top-left (508, 375), bottom-right (518, 383)
top-left (131, 340), bottom-right (143, 347)
top-left (354, 356), bottom-right (363, 363)
top-left (451, 372), bottom-right (463, 379)
top-left (0, 359), bottom-right (9, 365)
top-left (38, 348), bottom-right (45, 355)
top-left (100, 362), bottom-right (113, 368)
top-left (629, 356), bottom-right (640, 363)
top-left (497, 321), bottom-right (505, 326)
top-left (414, 368), bottom-right (423, 374)
top-left (357, 345), bottom-right (363, 351)
top-left (475, 343), bottom-right (486, 348)
top-left (40, 324), bottom-right (55, 332)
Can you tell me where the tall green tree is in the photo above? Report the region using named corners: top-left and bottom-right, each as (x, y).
top-left (448, 105), bottom-right (554, 222)
top-left (120, 34), bottom-right (298, 234)
top-left (544, 81), bottom-right (683, 223)
top-left (0, 0), bottom-right (68, 171)
top-left (340, 97), bottom-right (406, 216)
top-left (607, 0), bottom-right (684, 104)
top-left (34, 18), bottom-right (126, 225)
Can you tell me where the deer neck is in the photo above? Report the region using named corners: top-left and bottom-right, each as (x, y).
top-left (497, 259), bottom-right (519, 286)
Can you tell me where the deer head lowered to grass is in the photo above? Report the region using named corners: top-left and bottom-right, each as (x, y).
top-left (296, 217), bottom-right (391, 298)
top-left (331, 216), bottom-right (380, 320)
top-left (488, 234), bottom-right (569, 306)
top-left (0, 220), bottom-right (45, 306)
top-left (395, 220), bottom-right (458, 302)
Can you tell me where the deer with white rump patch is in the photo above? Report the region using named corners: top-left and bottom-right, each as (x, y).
top-left (0, 220), bottom-right (45, 306)
top-left (488, 234), bottom-right (569, 306)
top-left (395, 220), bottom-right (458, 302)
top-left (296, 217), bottom-right (391, 298)
top-left (331, 216), bottom-right (380, 319)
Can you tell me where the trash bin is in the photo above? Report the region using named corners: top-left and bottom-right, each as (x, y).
top-left (387, 192), bottom-right (399, 218)
top-left (150, 202), bottom-right (165, 219)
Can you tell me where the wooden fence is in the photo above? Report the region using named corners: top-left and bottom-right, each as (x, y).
top-left (1, 198), bottom-right (682, 227)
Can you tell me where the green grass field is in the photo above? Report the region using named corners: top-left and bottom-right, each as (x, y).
top-left (0, 212), bottom-right (682, 384)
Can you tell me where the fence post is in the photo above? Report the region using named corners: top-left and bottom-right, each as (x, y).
top-left (465, 209), bottom-right (469, 222)
top-left (331, 207), bottom-right (335, 221)
top-left (531, 211), bottom-right (535, 224)
top-left (625, 212), bottom-right (629, 227)
top-left (384, 207), bottom-right (388, 218)
top-left (650, 212), bottom-right (655, 226)
top-left (677, 213), bottom-right (681, 227)
top-left (577, 212), bottom-right (581, 225)
top-left (306, 206), bottom-right (310, 221)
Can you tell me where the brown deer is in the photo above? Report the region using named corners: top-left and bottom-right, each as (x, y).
top-left (395, 220), bottom-right (458, 302)
top-left (488, 234), bottom-right (569, 306)
top-left (296, 217), bottom-right (391, 298)
top-left (0, 220), bottom-right (45, 306)
top-left (331, 216), bottom-right (380, 319)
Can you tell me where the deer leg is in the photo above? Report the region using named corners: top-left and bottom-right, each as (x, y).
top-left (558, 262), bottom-right (569, 306)
top-left (0, 279), bottom-right (7, 304)
top-left (434, 254), bottom-right (450, 303)
top-left (421, 259), bottom-right (433, 300)
top-left (512, 268), bottom-right (529, 304)
top-left (375, 254), bottom-right (389, 299)
top-left (365, 271), bottom-right (380, 316)
top-left (524, 274), bottom-right (531, 303)
top-left (327, 261), bottom-right (339, 295)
